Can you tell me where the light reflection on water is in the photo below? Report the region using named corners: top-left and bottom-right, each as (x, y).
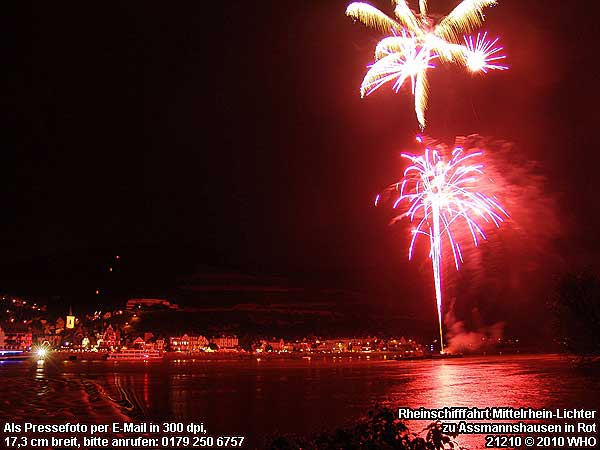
top-left (0, 354), bottom-right (598, 449)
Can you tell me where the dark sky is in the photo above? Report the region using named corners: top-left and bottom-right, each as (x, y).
top-left (4, 1), bottom-right (600, 334)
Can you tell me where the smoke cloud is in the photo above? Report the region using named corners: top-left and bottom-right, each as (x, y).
top-left (444, 298), bottom-right (505, 354)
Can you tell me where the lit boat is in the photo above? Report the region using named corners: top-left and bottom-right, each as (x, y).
top-left (105, 350), bottom-right (163, 361)
top-left (0, 350), bottom-right (32, 361)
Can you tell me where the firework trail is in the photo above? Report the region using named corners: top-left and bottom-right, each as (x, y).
top-left (346, 0), bottom-right (507, 128)
top-left (377, 136), bottom-right (508, 352)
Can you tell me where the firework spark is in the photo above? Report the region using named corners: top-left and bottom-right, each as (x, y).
top-left (378, 137), bottom-right (507, 352)
top-left (362, 32), bottom-right (437, 95)
top-left (464, 32), bottom-right (507, 73)
top-left (346, 0), bottom-right (507, 128)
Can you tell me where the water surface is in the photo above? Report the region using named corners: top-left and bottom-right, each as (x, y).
top-left (0, 354), bottom-right (598, 448)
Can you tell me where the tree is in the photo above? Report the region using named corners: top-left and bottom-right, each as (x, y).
top-left (208, 342), bottom-right (219, 351)
top-left (553, 271), bottom-right (600, 356)
top-left (265, 405), bottom-right (464, 449)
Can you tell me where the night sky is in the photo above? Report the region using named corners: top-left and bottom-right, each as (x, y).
top-left (5, 1), bottom-right (600, 339)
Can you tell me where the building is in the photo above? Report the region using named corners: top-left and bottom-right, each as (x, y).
top-left (55, 317), bottom-right (65, 334)
top-left (37, 335), bottom-right (61, 348)
top-left (66, 306), bottom-right (75, 329)
top-left (169, 334), bottom-right (209, 352)
top-left (320, 339), bottom-right (353, 352)
top-left (211, 336), bottom-right (238, 349)
top-left (132, 337), bottom-right (146, 349)
top-left (261, 339), bottom-right (285, 352)
top-left (97, 324), bottom-right (119, 349)
top-left (0, 326), bottom-right (4, 348)
top-left (1, 324), bottom-right (32, 350)
top-left (126, 336), bottom-right (163, 351)
top-left (282, 340), bottom-right (311, 352)
top-left (125, 298), bottom-right (179, 311)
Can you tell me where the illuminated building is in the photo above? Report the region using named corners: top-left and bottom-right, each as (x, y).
top-left (261, 339), bottom-right (285, 352)
top-left (1, 324), bottom-right (32, 350)
top-left (98, 324), bottom-right (119, 349)
top-left (170, 334), bottom-right (209, 352)
top-left (37, 335), bottom-right (61, 348)
top-left (131, 333), bottom-right (165, 352)
top-left (211, 336), bottom-right (238, 349)
top-left (321, 339), bottom-right (353, 352)
top-left (66, 306), bottom-right (75, 329)
top-left (132, 336), bottom-right (146, 349)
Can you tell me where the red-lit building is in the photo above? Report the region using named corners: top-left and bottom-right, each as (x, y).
top-left (170, 334), bottom-right (209, 352)
top-left (211, 336), bottom-right (238, 349)
top-left (97, 324), bottom-right (119, 349)
top-left (0, 324), bottom-right (32, 350)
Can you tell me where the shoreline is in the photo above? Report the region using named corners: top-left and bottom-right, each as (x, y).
top-left (44, 350), bottom-right (531, 362)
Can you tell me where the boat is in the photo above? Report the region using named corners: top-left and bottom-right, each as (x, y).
top-left (0, 350), bottom-right (32, 361)
top-left (432, 352), bottom-right (464, 359)
top-left (105, 350), bottom-right (163, 361)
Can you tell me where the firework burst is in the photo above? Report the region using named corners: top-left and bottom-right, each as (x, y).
top-left (378, 137), bottom-right (508, 352)
top-left (346, 0), bottom-right (507, 128)
top-left (464, 32), bottom-right (508, 73)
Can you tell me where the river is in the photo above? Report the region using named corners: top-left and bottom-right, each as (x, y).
top-left (0, 354), bottom-right (598, 448)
